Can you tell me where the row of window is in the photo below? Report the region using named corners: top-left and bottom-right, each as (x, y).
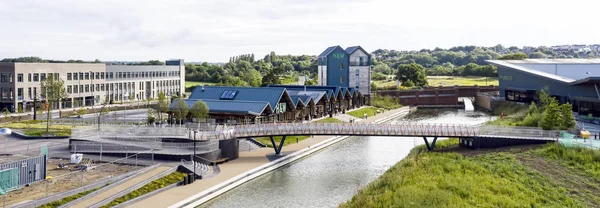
top-left (0, 71), bottom-right (181, 83)
top-left (0, 73), bottom-right (60, 83)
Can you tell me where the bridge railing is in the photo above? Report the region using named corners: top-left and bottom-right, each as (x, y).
top-left (230, 123), bottom-right (480, 137)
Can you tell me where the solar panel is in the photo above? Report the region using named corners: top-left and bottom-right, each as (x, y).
top-left (220, 90), bottom-right (237, 99)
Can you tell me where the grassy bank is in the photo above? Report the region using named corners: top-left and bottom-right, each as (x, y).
top-left (100, 171), bottom-right (186, 208)
top-left (185, 81), bottom-right (217, 88)
top-left (255, 136), bottom-right (310, 148)
top-left (341, 139), bottom-right (600, 207)
top-left (427, 76), bottom-right (498, 86)
top-left (347, 107), bottom-right (380, 118)
top-left (314, 117), bottom-right (344, 123)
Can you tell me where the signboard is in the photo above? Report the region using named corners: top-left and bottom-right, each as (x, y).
top-left (332, 52), bottom-right (345, 59)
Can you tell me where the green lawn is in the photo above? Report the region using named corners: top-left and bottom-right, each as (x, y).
top-left (341, 139), bottom-right (600, 208)
top-left (427, 76), bottom-right (498, 87)
top-left (255, 135), bottom-right (310, 148)
top-left (314, 117), bottom-right (344, 123)
top-left (347, 107), bottom-right (380, 118)
top-left (373, 76), bottom-right (498, 89)
top-left (185, 81), bottom-right (217, 88)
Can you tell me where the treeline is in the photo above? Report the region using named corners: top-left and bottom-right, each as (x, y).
top-left (185, 52), bottom-right (318, 87)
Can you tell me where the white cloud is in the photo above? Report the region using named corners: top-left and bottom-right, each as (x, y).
top-left (0, 0), bottom-right (599, 62)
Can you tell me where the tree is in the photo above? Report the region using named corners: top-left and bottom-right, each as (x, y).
top-left (395, 63), bottom-right (428, 87)
top-left (540, 100), bottom-right (560, 130)
top-left (156, 91), bottom-right (169, 123)
top-left (173, 98), bottom-right (189, 125)
top-left (560, 103), bottom-right (576, 130)
top-left (40, 75), bottom-right (68, 132)
top-left (527, 101), bottom-right (539, 115)
top-left (498, 52), bottom-right (528, 60)
top-left (190, 100), bottom-right (209, 123)
top-left (528, 52), bottom-right (547, 59)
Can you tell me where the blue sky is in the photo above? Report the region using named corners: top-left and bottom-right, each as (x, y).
top-left (1, 0), bottom-right (598, 62)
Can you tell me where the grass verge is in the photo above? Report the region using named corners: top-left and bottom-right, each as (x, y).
top-left (347, 107), bottom-right (380, 118)
top-left (427, 76), bottom-right (498, 86)
top-left (255, 136), bottom-right (310, 148)
top-left (38, 186), bottom-right (103, 208)
top-left (341, 139), bottom-right (599, 208)
top-left (24, 129), bottom-right (71, 136)
top-left (100, 171), bottom-right (186, 208)
top-left (314, 117), bottom-right (344, 123)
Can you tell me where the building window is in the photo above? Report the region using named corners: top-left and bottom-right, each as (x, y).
top-left (17, 88), bottom-right (22, 100)
top-left (340, 63), bottom-right (344, 70)
top-left (95, 72), bottom-right (100, 80)
top-left (9, 74), bottom-right (12, 82)
top-left (28, 88), bottom-right (31, 100)
top-left (101, 72), bottom-right (105, 79)
top-left (96, 84), bottom-right (99, 91)
top-left (28, 73), bottom-right (31, 82)
top-left (0, 74), bottom-right (6, 82)
top-left (79, 72), bottom-right (84, 80)
top-left (67, 85), bottom-right (72, 93)
top-left (73, 85), bottom-right (78, 93)
top-left (85, 85), bottom-right (89, 93)
top-left (340, 76), bottom-right (344, 83)
top-left (85, 72), bottom-right (90, 80)
top-left (80, 85), bottom-right (83, 93)
top-left (40, 73), bottom-right (46, 81)
top-left (101, 84), bottom-right (105, 91)
top-left (54, 73), bottom-right (59, 80)
top-left (67, 73), bottom-right (72, 80)
top-left (33, 73), bottom-right (39, 82)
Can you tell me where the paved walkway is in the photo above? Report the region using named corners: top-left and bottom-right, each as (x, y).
top-left (72, 166), bottom-right (171, 208)
top-left (128, 107), bottom-right (409, 208)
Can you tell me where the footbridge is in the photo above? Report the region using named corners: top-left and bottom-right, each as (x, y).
top-left (201, 123), bottom-right (559, 154)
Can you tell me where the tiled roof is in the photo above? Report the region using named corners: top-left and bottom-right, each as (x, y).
top-left (188, 86), bottom-right (286, 109)
top-left (170, 99), bottom-right (271, 116)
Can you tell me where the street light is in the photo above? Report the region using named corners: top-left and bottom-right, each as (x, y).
top-left (0, 128), bottom-right (11, 154)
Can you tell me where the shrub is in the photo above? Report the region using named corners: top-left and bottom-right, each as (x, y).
top-left (100, 171), bottom-right (186, 208)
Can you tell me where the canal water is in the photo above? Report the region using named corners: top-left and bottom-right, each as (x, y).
top-left (201, 109), bottom-right (494, 208)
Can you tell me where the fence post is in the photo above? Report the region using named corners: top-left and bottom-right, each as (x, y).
top-left (151, 149), bottom-right (154, 164)
top-left (100, 144), bottom-right (103, 161)
top-left (125, 147), bottom-right (128, 164)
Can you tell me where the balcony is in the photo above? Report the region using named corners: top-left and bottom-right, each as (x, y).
top-left (349, 61), bottom-right (369, 66)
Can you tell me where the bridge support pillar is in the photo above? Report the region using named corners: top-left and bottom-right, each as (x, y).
top-left (269, 135), bottom-right (287, 155)
top-left (422, 136), bottom-right (438, 151)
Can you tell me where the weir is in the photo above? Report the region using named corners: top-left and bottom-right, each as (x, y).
top-left (463, 97), bottom-right (474, 111)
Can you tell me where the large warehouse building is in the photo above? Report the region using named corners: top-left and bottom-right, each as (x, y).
top-left (0, 60), bottom-right (185, 112)
top-left (487, 59), bottom-right (600, 116)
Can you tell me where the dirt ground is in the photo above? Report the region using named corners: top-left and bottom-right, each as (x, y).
top-left (6, 158), bottom-right (141, 206)
top-left (438, 144), bottom-right (600, 207)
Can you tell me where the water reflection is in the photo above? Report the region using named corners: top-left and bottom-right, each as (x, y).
top-left (201, 109), bottom-right (493, 208)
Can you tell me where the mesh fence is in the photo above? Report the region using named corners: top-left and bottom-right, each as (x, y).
top-left (0, 168), bottom-right (19, 194)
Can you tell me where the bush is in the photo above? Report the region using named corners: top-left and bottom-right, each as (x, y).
top-left (371, 95), bottom-right (402, 109)
top-left (100, 171), bottom-right (186, 208)
top-left (39, 186), bottom-right (103, 208)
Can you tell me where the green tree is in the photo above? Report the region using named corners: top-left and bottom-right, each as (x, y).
top-left (540, 100), bottom-right (560, 130)
top-left (173, 98), bottom-right (189, 125)
top-left (528, 52), bottom-right (547, 59)
top-left (498, 52), bottom-right (528, 60)
top-left (527, 101), bottom-right (539, 115)
top-left (156, 91), bottom-right (169, 123)
top-left (395, 63), bottom-right (428, 87)
top-left (190, 100), bottom-right (209, 123)
top-left (560, 103), bottom-right (575, 130)
top-left (41, 75), bottom-right (68, 132)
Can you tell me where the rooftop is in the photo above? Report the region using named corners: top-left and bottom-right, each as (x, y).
top-left (487, 59), bottom-right (600, 85)
top-left (498, 59), bottom-right (600, 64)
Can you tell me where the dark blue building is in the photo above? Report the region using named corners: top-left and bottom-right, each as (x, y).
top-left (318, 45), bottom-right (371, 101)
top-left (488, 59), bottom-right (600, 116)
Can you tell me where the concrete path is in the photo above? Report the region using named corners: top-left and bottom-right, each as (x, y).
top-left (71, 166), bottom-right (171, 208)
top-left (128, 107), bottom-right (409, 208)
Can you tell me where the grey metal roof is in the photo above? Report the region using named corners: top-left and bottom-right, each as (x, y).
top-left (498, 59), bottom-right (600, 64)
top-left (487, 60), bottom-right (600, 86)
top-left (487, 60), bottom-right (575, 83)
top-left (188, 86), bottom-right (288, 109)
top-left (170, 99), bottom-right (271, 116)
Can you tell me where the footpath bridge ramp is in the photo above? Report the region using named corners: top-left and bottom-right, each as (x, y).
top-left (69, 166), bottom-right (171, 208)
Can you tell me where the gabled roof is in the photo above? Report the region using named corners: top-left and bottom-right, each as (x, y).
top-left (318, 45), bottom-right (346, 58)
top-left (169, 99), bottom-right (272, 116)
top-left (189, 86), bottom-right (289, 109)
top-left (345, 46), bottom-right (360, 54)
